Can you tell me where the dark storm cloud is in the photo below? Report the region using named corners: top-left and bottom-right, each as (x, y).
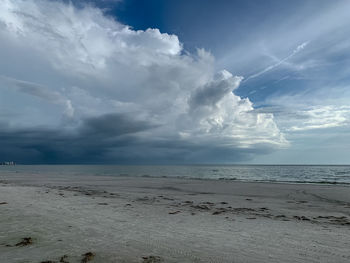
top-left (0, 112), bottom-right (271, 164)
top-left (82, 113), bottom-right (154, 137)
top-left (0, 113), bottom-right (154, 164)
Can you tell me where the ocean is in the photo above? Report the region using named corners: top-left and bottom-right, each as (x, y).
top-left (1, 165), bottom-right (350, 184)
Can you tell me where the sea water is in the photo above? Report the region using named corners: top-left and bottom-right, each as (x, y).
top-left (1, 165), bottom-right (350, 184)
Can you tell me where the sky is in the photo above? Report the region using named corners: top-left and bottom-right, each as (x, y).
top-left (0, 0), bottom-right (350, 164)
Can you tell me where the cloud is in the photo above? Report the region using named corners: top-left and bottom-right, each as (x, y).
top-left (219, 1), bottom-right (350, 73)
top-left (0, 75), bottom-right (75, 118)
top-left (189, 70), bottom-right (242, 108)
top-left (0, 113), bottom-right (148, 164)
top-left (244, 41), bottom-right (309, 82)
top-left (285, 106), bottom-right (350, 132)
top-left (82, 113), bottom-right (155, 136)
top-left (256, 104), bottom-right (350, 133)
top-left (0, 0), bottom-right (287, 163)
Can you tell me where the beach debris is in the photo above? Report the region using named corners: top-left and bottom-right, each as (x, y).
top-left (301, 216), bottom-right (310, 221)
top-left (15, 237), bottom-right (33, 246)
top-left (169, 210), bottom-right (181, 214)
top-left (259, 207), bottom-right (269, 210)
top-left (212, 208), bottom-right (227, 215)
top-left (212, 211), bottom-right (223, 215)
top-left (294, 215), bottom-right (310, 221)
top-left (316, 215), bottom-right (346, 219)
top-left (59, 255), bottom-right (69, 263)
top-left (97, 202), bottom-right (108, 205)
top-left (0, 202), bottom-right (8, 205)
top-left (245, 198), bottom-right (252, 201)
top-left (41, 261), bottom-right (57, 263)
top-left (142, 255), bottom-right (163, 263)
top-left (314, 215), bottom-right (350, 225)
top-left (220, 202), bottom-right (228, 204)
top-left (81, 252), bottom-right (95, 263)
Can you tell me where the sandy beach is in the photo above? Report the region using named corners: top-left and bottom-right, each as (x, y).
top-left (1, 174), bottom-right (350, 263)
top-left (2, 0), bottom-right (350, 262)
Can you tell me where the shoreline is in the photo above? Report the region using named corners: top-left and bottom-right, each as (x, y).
top-left (2, 170), bottom-right (350, 187)
top-left (1, 175), bottom-right (350, 262)
top-left (1, 164), bottom-right (350, 186)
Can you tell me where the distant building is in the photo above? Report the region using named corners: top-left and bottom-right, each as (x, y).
top-left (0, 161), bottom-right (16, 165)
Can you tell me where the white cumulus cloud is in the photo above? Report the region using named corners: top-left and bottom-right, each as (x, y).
top-left (0, 0), bottom-right (287, 162)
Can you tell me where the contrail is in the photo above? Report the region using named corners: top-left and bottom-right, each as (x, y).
top-left (243, 41), bottom-right (309, 82)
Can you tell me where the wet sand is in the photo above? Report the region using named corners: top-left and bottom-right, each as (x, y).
top-left (0, 174), bottom-right (350, 262)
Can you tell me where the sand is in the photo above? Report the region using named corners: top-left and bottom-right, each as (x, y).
top-left (0, 173), bottom-right (350, 262)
